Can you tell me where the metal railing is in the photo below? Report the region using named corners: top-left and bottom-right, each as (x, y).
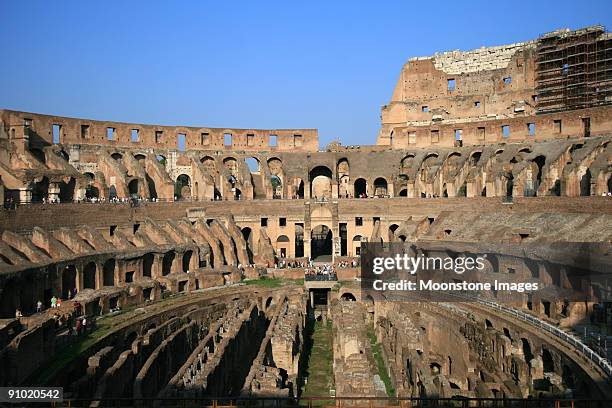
top-left (470, 296), bottom-right (612, 378)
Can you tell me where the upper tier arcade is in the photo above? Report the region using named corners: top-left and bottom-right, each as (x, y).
top-left (0, 109), bottom-right (318, 153)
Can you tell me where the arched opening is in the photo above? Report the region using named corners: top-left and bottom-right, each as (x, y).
top-left (128, 179), bottom-right (139, 197)
top-left (109, 185), bottom-right (118, 199)
top-left (32, 177), bottom-right (49, 203)
top-left (111, 153), bottom-right (123, 161)
top-left (470, 151), bottom-right (482, 166)
top-left (341, 292), bottom-right (356, 301)
top-left (246, 157), bottom-right (260, 173)
top-left (103, 258), bottom-right (116, 286)
top-left (352, 235), bottom-right (362, 256)
top-left (506, 173), bottom-right (514, 197)
top-left (399, 188), bottom-right (407, 197)
top-left (388, 224), bottom-right (399, 241)
top-left (337, 158), bottom-right (350, 197)
top-left (607, 175), bottom-right (612, 193)
top-left (84, 173), bottom-right (99, 199)
top-left (354, 178), bottom-right (367, 198)
top-left (374, 177), bottom-right (388, 197)
top-left (242, 227), bottom-right (254, 262)
top-left (162, 252), bottom-right (174, 276)
top-left (134, 153), bottom-right (146, 164)
top-left (276, 235), bottom-right (290, 258)
top-left (295, 224), bottom-right (304, 257)
top-left (59, 177), bottom-right (76, 202)
top-left (182, 250), bottom-right (193, 272)
top-left (533, 155), bottom-right (546, 192)
top-left (146, 174), bottom-right (157, 200)
top-left (580, 169), bottom-right (591, 196)
top-left (542, 349), bottom-right (555, 373)
top-left (58, 150), bottom-right (69, 161)
top-left (297, 179), bottom-right (304, 199)
top-left (401, 154), bottom-right (415, 171)
top-left (62, 265), bottom-right (77, 299)
top-left (200, 156), bottom-right (216, 174)
top-left (521, 338), bottom-right (533, 366)
top-left (175, 174), bottom-right (191, 200)
top-left (311, 224), bottom-right (332, 261)
top-left (309, 166), bottom-right (333, 200)
top-left (142, 253), bottom-right (153, 278)
top-left (156, 155), bottom-right (167, 166)
top-left (83, 262), bottom-right (97, 289)
top-left (271, 175), bottom-right (282, 199)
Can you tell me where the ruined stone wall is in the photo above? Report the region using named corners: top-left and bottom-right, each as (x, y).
top-left (378, 26), bottom-right (612, 148)
top-left (0, 109), bottom-right (318, 152)
top-left (331, 299), bottom-right (387, 397)
top-left (375, 301), bottom-right (610, 399)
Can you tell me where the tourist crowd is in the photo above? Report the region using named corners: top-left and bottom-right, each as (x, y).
top-left (304, 264), bottom-right (337, 280)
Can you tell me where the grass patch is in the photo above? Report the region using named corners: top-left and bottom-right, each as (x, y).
top-left (244, 276), bottom-right (284, 287)
top-left (301, 319), bottom-right (335, 404)
top-left (367, 327), bottom-right (396, 396)
top-left (244, 277), bottom-right (305, 288)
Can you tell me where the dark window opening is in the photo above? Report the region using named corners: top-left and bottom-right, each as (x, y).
top-left (133, 223), bottom-right (140, 234)
top-left (201, 132), bottom-right (209, 145)
top-left (110, 225), bottom-right (117, 236)
top-left (355, 217), bottom-right (363, 226)
top-left (269, 134), bottom-right (277, 147)
top-left (107, 127), bottom-right (115, 141)
top-left (422, 106), bottom-right (429, 112)
top-left (125, 271), bottom-right (134, 283)
top-left (279, 217), bottom-right (286, 227)
top-left (554, 120), bottom-right (562, 133)
top-left (474, 101), bottom-right (481, 107)
top-left (81, 125), bottom-right (89, 139)
top-left (261, 217), bottom-right (268, 227)
top-left (503, 77), bottom-right (512, 85)
top-left (155, 131), bottom-right (163, 143)
top-left (431, 130), bottom-right (439, 143)
top-left (294, 134), bottom-right (303, 147)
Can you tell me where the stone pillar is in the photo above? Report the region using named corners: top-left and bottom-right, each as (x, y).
top-left (48, 182), bottom-right (60, 203)
top-left (152, 254), bottom-right (164, 278)
top-left (189, 249), bottom-right (199, 271)
top-left (172, 251), bottom-right (183, 273)
top-left (75, 265), bottom-right (83, 292)
top-left (14, 188), bottom-right (29, 204)
top-left (96, 262), bottom-right (104, 289)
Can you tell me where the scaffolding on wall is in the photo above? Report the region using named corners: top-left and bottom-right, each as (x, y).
top-left (535, 25), bottom-right (612, 114)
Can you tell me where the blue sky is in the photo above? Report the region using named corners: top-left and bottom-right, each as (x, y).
top-left (1, 1), bottom-right (610, 148)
